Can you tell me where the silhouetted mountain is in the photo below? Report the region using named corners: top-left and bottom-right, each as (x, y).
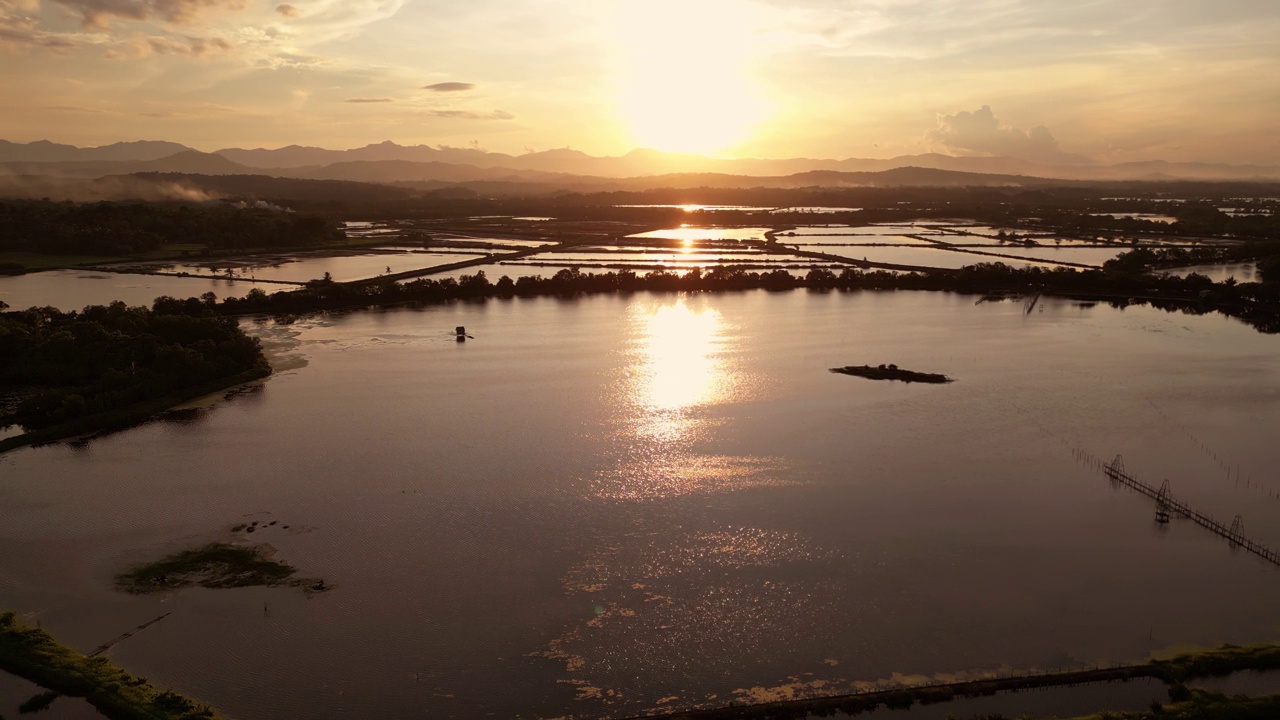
top-left (290, 159), bottom-right (564, 184)
top-left (208, 142), bottom-right (1277, 181)
top-left (0, 151), bottom-right (250, 178)
top-left (216, 140), bottom-right (518, 169)
top-left (0, 139), bottom-right (195, 163)
top-left (2, 135), bottom-right (1280, 183)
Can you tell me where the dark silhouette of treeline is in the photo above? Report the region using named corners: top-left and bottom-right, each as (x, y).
top-left (197, 262), bottom-right (1280, 333)
top-left (124, 173), bottom-right (1280, 223)
top-left (1102, 243), bottom-right (1275, 273)
top-left (0, 301), bottom-right (268, 431)
top-left (0, 199), bottom-right (342, 258)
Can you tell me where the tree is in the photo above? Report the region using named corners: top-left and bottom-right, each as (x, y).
top-left (1259, 255), bottom-right (1280, 284)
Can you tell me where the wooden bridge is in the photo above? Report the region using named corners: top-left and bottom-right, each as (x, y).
top-left (1104, 455), bottom-right (1280, 566)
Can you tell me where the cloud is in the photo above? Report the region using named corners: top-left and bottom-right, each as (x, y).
top-left (283, 0), bottom-right (407, 45)
top-left (145, 33), bottom-right (230, 54)
top-left (40, 104), bottom-right (105, 112)
top-left (0, 10), bottom-right (99, 52)
top-left (99, 31), bottom-right (231, 57)
top-left (274, 3), bottom-right (296, 17)
top-left (427, 109), bottom-right (513, 120)
top-left (422, 81), bottom-right (474, 92)
top-left (50, 0), bottom-right (248, 28)
top-left (926, 106), bottom-right (1084, 163)
top-left (257, 50), bottom-right (322, 68)
top-left (345, 97), bottom-right (392, 103)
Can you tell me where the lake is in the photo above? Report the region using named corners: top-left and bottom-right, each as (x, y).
top-left (2, 289), bottom-right (1280, 718)
top-left (0, 270), bottom-right (284, 312)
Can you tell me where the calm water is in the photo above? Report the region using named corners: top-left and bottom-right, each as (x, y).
top-left (104, 250), bottom-right (486, 285)
top-left (628, 227), bottom-right (774, 242)
top-left (0, 270), bottom-right (282, 312)
top-left (810, 244), bottom-right (1051, 269)
top-left (2, 290), bottom-right (1280, 719)
top-left (1165, 263), bottom-right (1260, 283)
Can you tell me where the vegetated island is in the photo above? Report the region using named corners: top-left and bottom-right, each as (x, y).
top-left (830, 364), bottom-right (952, 384)
top-left (633, 642), bottom-right (1280, 720)
top-left (115, 542), bottom-right (326, 595)
top-left (0, 611), bottom-right (224, 719)
top-left (0, 300), bottom-right (271, 454)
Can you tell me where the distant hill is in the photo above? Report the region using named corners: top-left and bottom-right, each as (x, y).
top-left (0, 151), bottom-right (251, 178)
top-left (131, 173), bottom-right (418, 202)
top-left (209, 142), bottom-right (1280, 181)
top-left (289, 159), bottom-right (568, 184)
top-left (0, 139), bottom-right (195, 163)
top-left (3, 138), bottom-right (1280, 206)
top-left (215, 140), bottom-right (516, 170)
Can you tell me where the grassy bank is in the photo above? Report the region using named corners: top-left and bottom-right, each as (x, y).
top-left (1066, 688), bottom-right (1280, 720)
top-left (0, 612), bottom-right (224, 720)
top-left (636, 643), bottom-right (1280, 720)
top-left (0, 366), bottom-right (270, 455)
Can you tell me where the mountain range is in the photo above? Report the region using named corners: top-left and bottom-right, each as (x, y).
top-left (2, 140), bottom-right (1280, 189)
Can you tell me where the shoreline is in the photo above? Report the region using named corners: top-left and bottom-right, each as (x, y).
top-left (0, 612), bottom-right (225, 720)
top-left (617, 643), bottom-right (1280, 720)
top-left (0, 365), bottom-right (272, 455)
top-left (196, 265), bottom-right (1280, 335)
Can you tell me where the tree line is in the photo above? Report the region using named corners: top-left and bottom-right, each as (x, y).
top-left (0, 300), bottom-right (268, 430)
top-left (191, 258), bottom-right (1280, 334)
top-left (0, 199), bottom-right (343, 257)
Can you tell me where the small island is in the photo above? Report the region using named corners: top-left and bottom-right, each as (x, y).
top-left (116, 542), bottom-right (326, 595)
top-left (830, 364), bottom-right (953, 384)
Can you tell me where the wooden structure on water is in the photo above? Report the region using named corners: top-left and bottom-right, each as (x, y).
top-left (1104, 455), bottom-right (1280, 566)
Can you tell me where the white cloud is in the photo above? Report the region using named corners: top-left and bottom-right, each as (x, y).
top-left (51, 0), bottom-right (247, 28)
top-left (926, 105), bottom-right (1085, 163)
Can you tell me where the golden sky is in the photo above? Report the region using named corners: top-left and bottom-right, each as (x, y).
top-left (1, 0), bottom-right (1278, 163)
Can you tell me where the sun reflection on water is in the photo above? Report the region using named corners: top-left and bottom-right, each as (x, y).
top-left (633, 299), bottom-right (732, 416)
top-left (588, 298), bottom-right (788, 500)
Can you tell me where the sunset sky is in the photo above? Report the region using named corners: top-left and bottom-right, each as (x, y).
top-left (1, 0), bottom-right (1277, 164)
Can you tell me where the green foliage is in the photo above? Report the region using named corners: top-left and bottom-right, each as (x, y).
top-left (0, 614), bottom-right (222, 719)
top-left (1150, 644), bottom-right (1280, 683)
top-left (115, 543), bottom-right (300, 594)
top-left (0, 199), bottom-right (341, 257)
top-left (1068, 689), bottom-right (1280, 720)
top-left (0, 301), bottom-right (267, 431)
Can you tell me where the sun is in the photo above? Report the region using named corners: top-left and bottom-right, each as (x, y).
top-left (610, 0), bottom-right (771, 155)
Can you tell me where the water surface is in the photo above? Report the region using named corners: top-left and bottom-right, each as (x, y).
top-left (0, 270), bottom-right (280, 312)
top-left (2, 290), bottom-right (1279, 718)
